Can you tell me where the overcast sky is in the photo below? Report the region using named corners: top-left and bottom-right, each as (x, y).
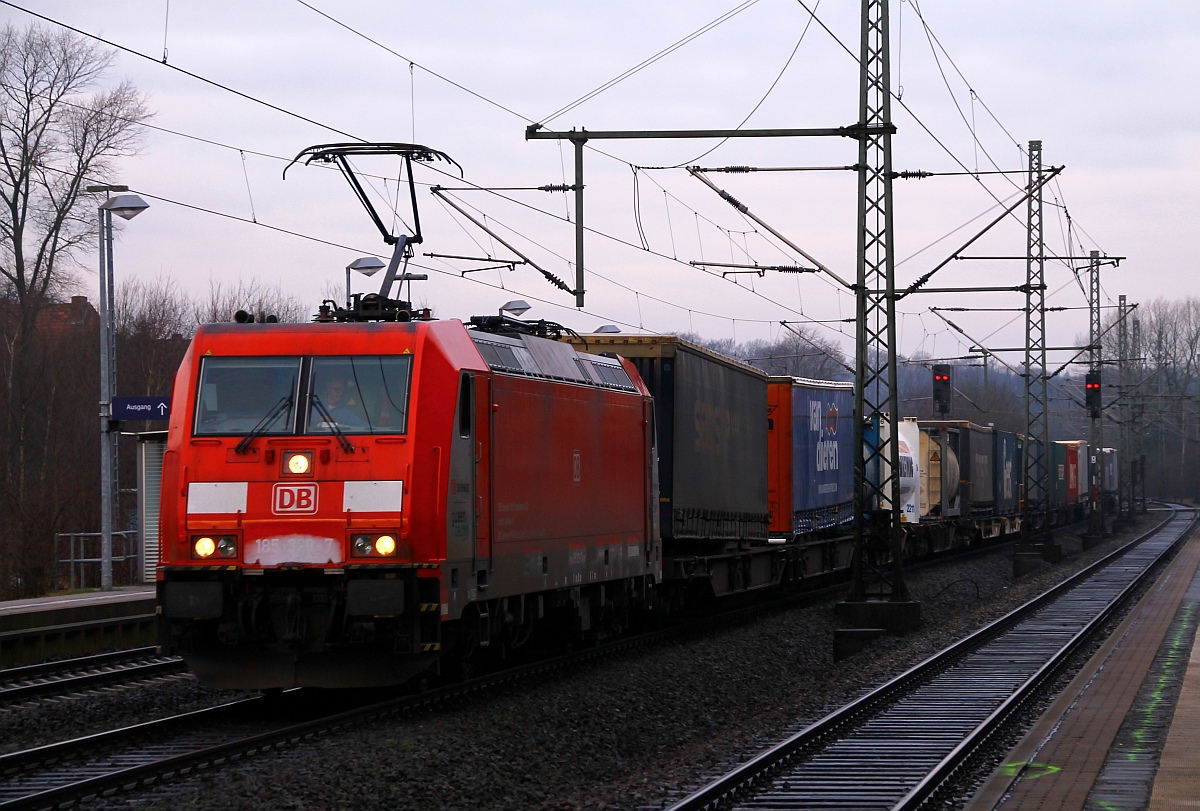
top-left (13, 1), bottom-right (1200, 364)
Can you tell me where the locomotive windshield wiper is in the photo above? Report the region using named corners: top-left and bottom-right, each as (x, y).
top-left (234, 396), bottom-right (293, 455)
top-left (309, 396), bottom-right (355, 454)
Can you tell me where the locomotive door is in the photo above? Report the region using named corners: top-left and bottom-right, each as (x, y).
top-left (474, 375), bottom-right (491, 569)
top-left (447, 372), bottom-right (478, 573)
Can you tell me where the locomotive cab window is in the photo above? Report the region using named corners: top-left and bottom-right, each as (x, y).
top-left (306, 355), bottom-right (412, 435)
top-left (194, 357), bottom-right (300, 436)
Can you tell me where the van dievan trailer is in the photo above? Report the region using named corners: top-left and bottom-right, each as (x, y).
top-left (767, 377), bottom-right (854, 538)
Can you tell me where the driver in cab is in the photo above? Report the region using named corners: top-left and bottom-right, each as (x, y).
top-left (314, 375), bottom-right (364, 431)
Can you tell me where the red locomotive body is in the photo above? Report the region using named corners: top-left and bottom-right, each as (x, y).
top-left (157, 318), bottom-right (657, 689)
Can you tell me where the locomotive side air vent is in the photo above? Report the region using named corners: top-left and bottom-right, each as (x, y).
top-left (590, 361), bottom-right (636, 391)
top-left (473, 339), bottom-right (538, 375)
top-left (475, 341), bottom-right (523, 372)
top-left (470, 333), bottom-right (636, 393)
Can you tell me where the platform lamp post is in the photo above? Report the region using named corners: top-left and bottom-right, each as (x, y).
top-left (346, 256), bottom-right (385, 306)
top-left (88, 186), bottom-right (150, 591)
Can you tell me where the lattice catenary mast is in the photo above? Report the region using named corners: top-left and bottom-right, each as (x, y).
top-left (848, 0), bottom-right (907, 604)
top-left (1022, 140), bottom-right (1051, 541)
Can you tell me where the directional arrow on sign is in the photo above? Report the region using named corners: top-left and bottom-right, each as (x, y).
top-left (112, 395), bottom-right (171, 421)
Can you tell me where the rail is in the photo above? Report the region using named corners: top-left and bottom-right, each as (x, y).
top-left (665, 506), bottom-right (1195, 811)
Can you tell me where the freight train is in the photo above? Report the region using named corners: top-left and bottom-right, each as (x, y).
top-left (155, 305), bottom-right (1113, 689)
top-left (156, 140), bottom-right (1113, 689)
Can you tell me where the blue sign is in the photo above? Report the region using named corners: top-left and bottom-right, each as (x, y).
top-left (113, 396), bottom-right (171, 421)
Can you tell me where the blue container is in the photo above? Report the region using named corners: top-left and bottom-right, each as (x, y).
top-left (993, 431), bottom-right (1021, 515)
top-left (790, 379), bottom-right (855, 534)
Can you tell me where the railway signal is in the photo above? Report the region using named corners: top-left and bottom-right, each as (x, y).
top-left (932, 365), bottom-right (953, 415)
top-left (1085, 370), bottom-right (1102, 418)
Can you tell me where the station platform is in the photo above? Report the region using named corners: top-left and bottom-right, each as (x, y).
top-left (0, 586), bottom-right (156, 666)
top-left (967, 518), bottom-right (1200, 811)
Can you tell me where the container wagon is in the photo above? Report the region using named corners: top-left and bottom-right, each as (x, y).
top-left (766, 376), bottom-right (855, 578)
top-left (569, 335), bottom-right (780, 600)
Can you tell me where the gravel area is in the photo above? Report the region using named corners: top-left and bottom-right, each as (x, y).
top-left (0, 675), bottom-right (249, 755)
top-left (14, 515), bottom-right (1163, 811)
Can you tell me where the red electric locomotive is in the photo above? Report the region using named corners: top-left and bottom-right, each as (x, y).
top-left (157, 311), bottom-right (658, 689)
top-left (157, 142), bottom-right (660, 689)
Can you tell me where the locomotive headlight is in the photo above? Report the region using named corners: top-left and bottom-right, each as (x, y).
top-left (285, 452), bottom-right (312, 475)
top-left (351, 533), bottom-right (399, 557)
top-left (216, 537), bottom-right (237, 557)
top-left (194, 537), bottom-right (217, 558)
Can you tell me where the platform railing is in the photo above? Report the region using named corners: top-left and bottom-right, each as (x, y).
top-left (53, 531), bottom-right (139, 590)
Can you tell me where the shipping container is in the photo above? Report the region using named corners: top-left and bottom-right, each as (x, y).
top-left (767, 380), bottom-right (791, 535)
top-left (1051, 441), bottom-right (1068, 507)
top-left (570, 336), bottom-right (770, 543)
top-left (919, 421), bottom-right (995, 515)
top-left (768, 377), bottom-right (854, 536)
top-left (1101, 448), bottom-right (1118, 494)
top-left (918, 425), bottom-right (959, 518)
top-left (993, 430), bottom-right (1021, 515)
top-left (1055, 440), bottom-right (1086, 504)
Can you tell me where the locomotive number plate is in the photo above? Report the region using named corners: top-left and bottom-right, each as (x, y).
top-left (245, 534), bottom-right (344, 566)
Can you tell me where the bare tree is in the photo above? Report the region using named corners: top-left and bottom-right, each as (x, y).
top-left (741, 327), bottom-right (851, 382)
top-left (678, 326), bottom-right (850, 382)
top-left (194, 278), bottom-right (312, 325)
top-left (1119, 297), bottom-right (1200, 500)
top-left (0, 24), bottom-right (149, 596)
top-left (0, 23), bottom-right (148, 317)
top-left (115, 276), bottom-right (192, 398)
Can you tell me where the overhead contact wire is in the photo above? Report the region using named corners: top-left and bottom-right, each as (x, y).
top-left (1, 0), bottom-right (362, 140)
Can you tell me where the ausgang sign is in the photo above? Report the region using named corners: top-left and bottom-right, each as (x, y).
top-left (112, 395), bottom-right (171, 420)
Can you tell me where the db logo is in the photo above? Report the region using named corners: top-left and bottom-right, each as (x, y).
top-left (273, 483), bottom-right (318, 514)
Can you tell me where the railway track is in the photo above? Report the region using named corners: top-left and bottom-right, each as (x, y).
top-left (0, 649), bottom-right (185, 704)
top-left (0, 544), bottom-right (964, 811)
top-left (0, 521), bottom-right (1109, 810)
top-left (0, 620), bottom-right (688, 811)
top-left (665, 506), bottom-right (1196, 811)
